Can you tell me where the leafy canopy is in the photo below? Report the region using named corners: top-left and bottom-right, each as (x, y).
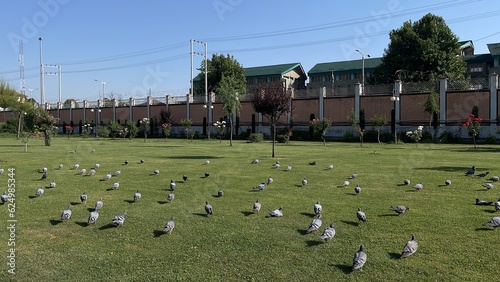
top-left (196, 54), bottom-right (246, 96)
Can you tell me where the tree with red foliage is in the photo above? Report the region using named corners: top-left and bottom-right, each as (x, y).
top-left (461, 113), bottom-right (482, 149)
top-left (251, 83), bottom-right (292, 157)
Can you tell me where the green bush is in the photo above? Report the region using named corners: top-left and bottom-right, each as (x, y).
top-left (0, 118), bottom-right (18, 133)
top-left (484, 134), bottom-right (497, 144)
top-left (289, 129), bottom-right (313, 141)
top-left (125, 121), bottom-right (138, 139)
top-left (439, 131), bottom-right (458, 144)
top-left (97, 125), bottom-right (110, 138)
top-left (342, 131), bottom-right (356, 142)
top-left (108, 122), bottom-right (122, 139)
top-left (248, 133), bottom-right (264, 143)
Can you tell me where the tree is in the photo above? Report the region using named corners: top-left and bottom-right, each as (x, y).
top-left (24, 107), bottom-right (58, 146)
top-left (310, 117), bottom-right (332, 146)
top-left (251, 83), bottom-right (292, 157)
top-left (0, 81), bottom-right (32, 139)
top-left (422, 90), bottom-right (439, 140)
top-left (196, 54), bottom-right (246, 96)
top-left (180, 118), bottom-right (193, 140)
top-left (218, 75), bottom-right (244, 146)
top-left (63, 99), bottom-right (79, 108)
top-left (371, 13), bottom-right (466, 84)
top-left (371, 115), bottom-right (388, 144)
top-left (139, 118), bottom-right (150, 142)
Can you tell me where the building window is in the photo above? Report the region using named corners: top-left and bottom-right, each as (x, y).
top-left (270, 76), bottom-right (280, 82)
top-left (339, 73), bottom-right (350, 81)
top-left (312, 76), bottom-right (322, 82)
top-left (258, 77), bottom-right (267, 84)
top-left (469, 64), bottom-right (483, 73)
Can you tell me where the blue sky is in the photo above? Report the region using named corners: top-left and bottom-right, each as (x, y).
top-left (1, 0), bottom-right (499, 104)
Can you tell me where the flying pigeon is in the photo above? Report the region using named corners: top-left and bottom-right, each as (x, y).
top-left (80, 192), bottom-right (87, 203)
top-left (251, 159), bottom-right (259, 164)
top-left (357, 208), bottom-right (367, 222)
top-left (413, 182), bottom-right (423, 191)
top-left (87, 209), bottom-right (99, 225)
top-left (60, 205), bottom-right (72, 222)
top-left (78, 168), bottom-right (87, 175)
top-left (205, 201), bottom-right (213, 215)
top-left (72, 163), bottom-right (79, 170)
top-left (483, 183), bottom-right (494, 190)
top-left (484, 216), bottom-right (500, 229)
top-left (326, 164), bottom-right (334, 170)
top-left (488, 176), bottom-right (500, 182)
top-left (476, 198), bottom-right (493, 205)
top-left (111, 212), bottom-right (127, 227)
top-left (254, 183), bottom-right (266, 191)
top-left (170, 180), bottom-right (176, 191)
top-left (41, 171), bottom-right (48, 180)
top-left (1, 192), bottom-right (8, 204)
top-left (318, 223), bottom-right (336, 242)
top-left (95, 198), bottom-right (103, 210)
top-left (495, 198), bottom-right (500, 211)
top-left (390, 205), bottom-right (409, 215)
top-left (112, 182), bottom-right (120, 190)
top-left (342, 180), bottom-right (350, 187)
top-left (465, 166), bottom-right (476, 176)
top-left (306, 214), bottom-right (323, 233)
top-left (349, 172), bottom-right (358, 179)
top-left (204, 172), bottom-right (210, 178)
top-left (352, 245), bottom-right (367, 271)
top-left (286, 165), bottom-right (292, 171)
top-left (163, 217), bottom-right (175, 234)
top-left (182, 175), bottom-right (188, 181)
top-left (35, 186), bottom-right (44, 197)
top-left (58, 164), bottom-right (63, 170)
top-left (102, 173), bottom-right (112, 181)
top-left (302, 178), bottom-right (308, 186)
top-left (253, 200), bottom-right (261, 213)
top-left (444, 179), bottom-right (451, 186)
top-left (134, 190), bottom-right (141, 202)
top-left (167, 192), bottom-right (175, 203)
top-left (476, 171), bottom-right (490, 178)
top-left (113, 170), bottom-right (121, 176)
top-left (267, 176), bottom-right (274, 185)
top-left (403, 179), bottom-right (411, 186)
top-left (309, 161), bottom-right (316, 166)
top-left (314, 201), bottom-right (322, 215)
top-left (49, 181), bottom-right (56, 188)
top-left (217, 189), bottom-right (224, 197)
top-left (153, 169), bottom-right (160, 175)
top-left (400, 235), bottom-right (418, 258)
top-left (266, 207), bottom-right (283, 218)
top-left (204, 160), bottom-right (210, 165)
top-left (354, 184), bottom-right (361, 195)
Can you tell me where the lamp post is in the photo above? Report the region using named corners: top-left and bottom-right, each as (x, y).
top-left (203, 103), bottom-right (213, 140)
top-left (391, 96), bottom-right (400, 143)
top-left (91, 107), bottom-right (101, 137)
top-left (94, 79), bottom-right (107, 102)
top-left (355, 49), bottom-right (370, 95)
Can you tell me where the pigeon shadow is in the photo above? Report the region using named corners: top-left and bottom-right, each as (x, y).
top-left (397, 184), bottom-right (408, 187)
top-left (99, 224), bottom-right (116, 230)
top-left (87, 208), bottom-right (95, 212)
top-left (379, 213), bottom-right (399, 217)
top-left (437, 184), bottom-right (448, 187)
top-left (346, 193), bottom-right (358, 196)
top-left (341, 220), bottom-right (359, 227)
top-left (241, 211), bottom-right (254, 217)
top-left (249, 189), bottom-right (262, 192)
top-left (305, 240), bottom-right (322, 247)
top-left (333, 264), bottom-right (352, 274)
top-left (296, 229), bottom-right (309, 235)
top-left (49, 219), bottom-right (63, 226)
top-left (212, 194), bottom-right (222, 198)
top-left (483, 209), bottom-right (497, 213)
top-left (388, 252), bottom-right (401, 260)
top-left (300, 212), bottom-right (317, 218)
top-left (405, 189), bottom-right (417, 192)
top-left (106, 188), bottom-right (116, 191)
top-left (336, 185), bottom-right (346, 188)
top-left (124, 200), bottom-right (135, 204)
top-left (475, 227), bottom-right (493, 231)
top-left (28, 196), bottom-right (38, 199)
top-left (157, 201), bottom-right (169, 205)
top-left (192, 213), bottom-right (209, 217)
top-left (75, 221), bottom-right (88, 227)
top-left (294, 184), bottom-right (304, 188)
top-left (153, 230), bottom-right (165, 238)
top-left (99, 179), bottom-right (108, 182)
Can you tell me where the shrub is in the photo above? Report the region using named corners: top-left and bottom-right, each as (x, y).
top-left (342, 131), bottom-right (356, 142)
top-left (484, 134), bottom-right (497, 144)
top-left (125, 121), bottom-right (138, 139)
top-left (289, 129), bottom-right (311, 141)
top-left (248, 133), bottom-right (264, 143)
top-left (97, 125), bottom-right (110, 138)
top-left (108, 121), bottom-right (122, 139)
top-left (0, 118), bottom-right (18, 133)
top-left (439, 131), bottom-right (457, 144)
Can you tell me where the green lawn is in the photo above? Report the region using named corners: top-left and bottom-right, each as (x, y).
top-left (0, 136), bottom-right (499, 281)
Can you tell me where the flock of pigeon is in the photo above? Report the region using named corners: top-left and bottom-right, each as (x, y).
top-left (3, 154), bottom-right (499, 273)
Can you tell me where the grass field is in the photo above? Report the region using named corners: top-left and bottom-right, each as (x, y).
top-left (0, 136), bottom-right (499, 281)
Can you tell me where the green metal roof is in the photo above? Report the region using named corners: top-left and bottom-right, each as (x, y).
top-left (244, 63), bottom-right (305, 77)
top-left (308, 57), bottom-right (383, 75)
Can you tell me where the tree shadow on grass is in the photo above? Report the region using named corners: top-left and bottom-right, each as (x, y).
top-left (49, 219), bottom-right (63, 226)
top-left (153, 230), bottom-right (165, 238)
top-left (341, 220), bottom-right (359, 227)
top-left (388, 252), bottom-right (401, 260)
top-left (163, 155), bottom-right (222, 160)
top-left (99, 224), bottom-right (116, 230)
top-left (414, 166), bottom-right (491, 172)
top-left (305, 240), bottom-right (322, 247)
top-left (241, 211), bottom-right (254, 217)
top-left (332, 264), bottom-right (352, 274)
top-left (75, 222), bottom-right (88, 227)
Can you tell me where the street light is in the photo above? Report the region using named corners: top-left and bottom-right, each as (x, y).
top-left (391, 96), bottom-right (400, 144)
top-left (355, 49), bottom-right (370, 95)
top-left (90, 107), bottom-right (101, 137)
top-left (203, 103), bottom-right (213, 140)
top-left (94, 79), bottom-right (107, 102)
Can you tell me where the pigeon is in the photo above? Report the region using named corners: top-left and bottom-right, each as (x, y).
top-left (349, 172), bottom-right (358, 179)
top-left (134, 190), bottom-right (141, 202)
top-left (403, 179), bottom-right (411, 186)
top-left (35, 186), bottom-right (44, 197)
top-left (444, 179), bottom-right (451, 186)
top-left (326, 164), bottom-right (334, 170)
top-left (49, 181), bottom-right (56, 188)
top-left (413, 182), bottom-right (423, 191)
top-left (314, 201), bottom-right (322, 215)
top-left (465, 166), bottom-right (476, 176)
top-left (88, 169), bottom-right (96, 176)
top-left (272, 163), bottom-right (280, 169)
top-left (87, 209), bottom-right (99, 225)
top-left (390, 205), bottom-right (409, 215)
top-left (94, 163), bottom-right (100, 169)
top-left (95, 198), bottom-right (103, 210)
top-left (357, 208), bottom-right (367, 222)
top-left (41, 171), bottom-right (48, 180)
top-left (182, 175), bottom-right (188, 182)
top-left (153, 169), bottom-right (160, 175)
top-left (113, 170), bottom-right (121, 176)
top-left (253, 200), bottom-right (262, 213)
top-left (78, 168), bottom-right (87, 175)
top-left (217, 189), bottom-right (224, 197)
top-left (266, 207), bottom-right (283, 218)
top-left (342, 180), bottom-right (350, 187)
top-left (400, 235), bottom-right (418, 258)
top-left (58, 164), bottom-right (63, 170)
top-left (170, 180), bottom-right (176, 191)
top-left (352, 245), bottom-right (367, 271)
top-left (72, 163), bottom-right (79, 170)
top-left (111, 212), bottom-right (127, 227)
top-left (112, 182), bottom-right (120, 190)
top-left (318, 223), bottom-right (336, 242)
top-left (354, 184), bottom-right (361, 195)
top-left (163, 217), bottom-right (175, 234)
top-left (476, 171), bottom-right (490, 178)
top-left (204, 160), bottom-right (210, 165)
top-left (495, 198), bottom-right (500, 211)
top-left (0, 168), bottom-right (4, 175)
top-left (68, 150), bottom-right (76, 154)
top-left (302, 178), bottom-right (308, 186)
top-left (1, 192), bottom-right (8, 204)
top-left (124, 160), bottom-right (129, 165)
top-left (306, 214), bottom-right (323, 233)
top-left (484, 216), bottom-right (500, 229)
top-left (309, 161), bottom-right (316, 166)
top-left (205, 201), bottom-right (213, 215)
top-left (476, 198), bottom-right (493, 205)
top-left (167, 192), bottom-right (175, 203)
top-left (80, 192), bottom-right (87, 203)
top-left (42, 166), bottom-right (48, 173)
top-left (60, 205), bottom-right (72, 222)
top-left (286, 165), bottom-right (292, 171)
top-left (488, 176), bottom-right (500, 182)
top-left (254, 183), bottom-right (266, 191)
top-left (267, 176), bottom-right (274, 185)
top-left (251, 159), bottom-right (259, 164)
top-left (140, 159), bottom-right (144, 164)
top-left (483, 183), bottom-right (494, 190)
top-left (102, 173), bottom-right (112, 181)
top-left (204, 172), bottom-right (210, 178)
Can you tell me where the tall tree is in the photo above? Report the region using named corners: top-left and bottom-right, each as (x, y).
top-left (64, 98), bottom-right (79, 108)
top-left (196, 54), bottom-right (246, 97)
top-left (422, 90), bottom-right (439, 140)
top-left (251, 83), bottom-right (292, 158)
top-left (218, 75), bottom-right (242, 146)
top-left (0, 81), bottom-right (32, 139)
top-left (371, 13), bottom-right (466, 84)
top-left (24, 107), bottom-right (58, 146)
